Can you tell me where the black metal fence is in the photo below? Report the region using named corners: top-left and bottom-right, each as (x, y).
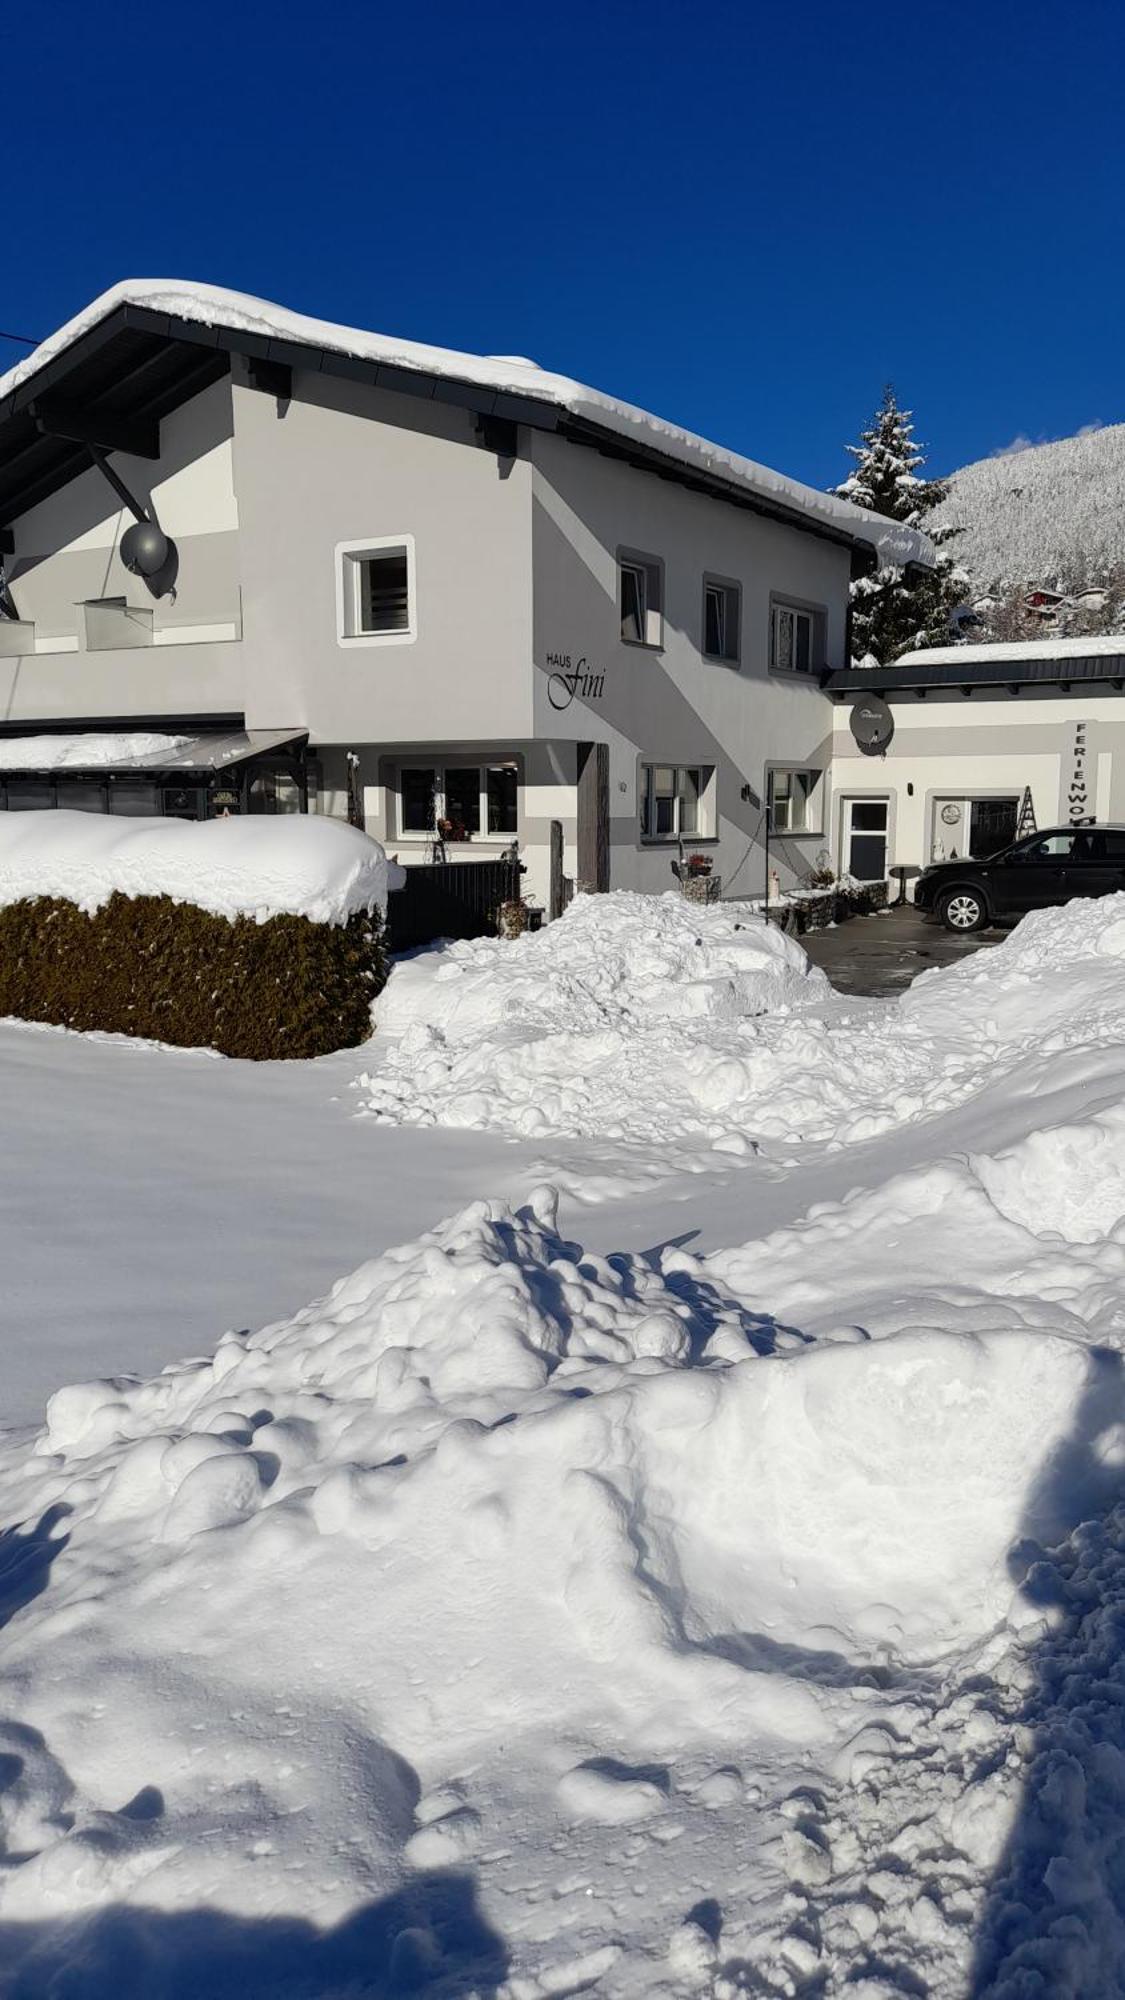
top-left (386, 856), bottom-right (523, 951)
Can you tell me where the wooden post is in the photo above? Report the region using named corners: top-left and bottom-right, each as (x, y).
top-left (346, 751), bottom-right (365, 831)
top-left (549, 819), bottom-right (565, 920)
top-left (576, 741), bottom-right (610, 893)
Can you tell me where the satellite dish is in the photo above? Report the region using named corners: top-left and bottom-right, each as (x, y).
top-left (849, 693), bottom-right (895, 757)
top-left (120, 519), bottom-right (170, 578)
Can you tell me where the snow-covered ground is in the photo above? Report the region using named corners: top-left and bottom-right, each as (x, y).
top-left (4, 893), bottom-right (1125, 1995)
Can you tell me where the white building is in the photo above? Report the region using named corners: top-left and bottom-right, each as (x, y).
top-left (0, 280), bottom-right (929, 923)
top-left (828, 635), bottom-right (1125, 890)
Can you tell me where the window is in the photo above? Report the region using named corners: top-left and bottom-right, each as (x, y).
top-left (620, 553), bottom-right (663, 647)
top-left (703, 577), bottom-right (740, 664)
top-left (397, 762), bottom-right (518, 841)
top-left (1016, 832), bottom-right (1079, 861)
top-left (487, 763), bottom-right (518, 834)
top-left (770, 601), bottom-right (819, 674)
top-left (336, 536), bottom-right (416, 645)
top-left (768, 767), bottom-right (824, 834)
top-left (1084, 831), bottom-right (1125, 860)
top-left (55, 780), bottom-right (108, 814)
top-left (641, 763), bottom-right (712, 840)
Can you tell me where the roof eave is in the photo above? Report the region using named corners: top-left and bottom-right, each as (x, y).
top-left (0, 302), bottom-right (896, 564)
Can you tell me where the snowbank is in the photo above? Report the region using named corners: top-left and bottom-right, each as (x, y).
top-left (0, 811), bottom-right (392, 923)
top-left (363, 890), bottom-right (830, 1144)
top-left (0, 278), bottom-right (934, 571)
top-left (362, 889), bottom-right (1125, 1150)
top-left (2, 1161), bottom-right (1123, 1992)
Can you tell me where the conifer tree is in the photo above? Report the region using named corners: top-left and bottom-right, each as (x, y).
top-left (834, 387), bottom-right (967, 664)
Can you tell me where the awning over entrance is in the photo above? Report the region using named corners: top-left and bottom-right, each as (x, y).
top-left (0, 728), bottom-right (310, 818)
top-left (0, 727), bottom-right (306, 774)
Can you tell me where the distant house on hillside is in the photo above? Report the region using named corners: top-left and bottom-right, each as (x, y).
top-left (1022, 586), bottom-right (1066, 623)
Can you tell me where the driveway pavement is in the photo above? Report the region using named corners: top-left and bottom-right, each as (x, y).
top-left (800, 902), bottom-right (1004, 997)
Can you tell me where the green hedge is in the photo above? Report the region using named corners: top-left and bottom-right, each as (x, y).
top-left (0, 892), bottom-right (385, 1060)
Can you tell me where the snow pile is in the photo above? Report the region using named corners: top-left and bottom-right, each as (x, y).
top-left (2, 1167), bottom-right (1122, 1993)
top-left (0, 731), bottom-right (191, 770)
top-left (363, 889), bottom-right (1125, 1150)
top-left (0, 278), bottom-right (933, 572)
top-left (363, 890), bottom-right (830, 1144)
top-left (0, 810), bottom-right (393, 924)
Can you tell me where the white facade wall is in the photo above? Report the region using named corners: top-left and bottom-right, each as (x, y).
top-left (831, 693), bottom-right (1125, 886)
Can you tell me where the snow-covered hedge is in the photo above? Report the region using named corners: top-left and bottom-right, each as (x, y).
top-left (0, 813), bottom-right (389, 1059)
top-left (0, 811), bottom-right (392, 924)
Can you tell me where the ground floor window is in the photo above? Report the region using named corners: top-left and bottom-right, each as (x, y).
top-left (768, 767), bottom-right (824, 833)
top-left (396, 761), bottom-right (519, 842)
top-left (1, 777), bottom-right (163, 815)
top-left (641, 763), bottom-right (713, 840)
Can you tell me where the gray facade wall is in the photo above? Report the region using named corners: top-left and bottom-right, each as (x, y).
top-left (232, 364), bottom-right (533, 744)
top-left (1, 352), bottom-right (860, 913)
top-left (3, 378), bottom-right (244, 722)
top-left (529, 430), bottom-right (844, 896)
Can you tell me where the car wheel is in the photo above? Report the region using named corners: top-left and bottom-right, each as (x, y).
top-left (937, 887), bottom-right (987, 933)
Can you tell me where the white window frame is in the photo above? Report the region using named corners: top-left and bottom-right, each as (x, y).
top-left (703, 575), bottom-right (741, 665)
top-left (769, 600), bottom-right (819, 675)
top-left (767, 766), bottom-right (824, 835)
top-left (395, 759), bottom-right (519, 843)
top-left (640, 762), bottom-right (715, 843)
top-left (335, 535), bottom-right (417, 648)
top-left (619, 551), bottom-right (664, 649)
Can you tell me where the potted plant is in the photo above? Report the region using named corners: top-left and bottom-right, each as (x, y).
top-left (496, 898), bottom-right (531, 940)
top-left (685, 852), bottom-right (713, 877)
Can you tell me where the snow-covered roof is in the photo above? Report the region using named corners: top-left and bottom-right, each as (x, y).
top-left (0, 280), bottom-right (933, 571)
top-left (894, 634), bottom-right (1125, 667)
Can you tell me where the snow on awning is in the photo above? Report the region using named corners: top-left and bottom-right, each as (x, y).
top-left (0, 728), bottom-right (306, 774)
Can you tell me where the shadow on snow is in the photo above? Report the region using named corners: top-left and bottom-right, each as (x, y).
top-left (0, 1867), bottom-right (509, 1999)
top-left (970, 1344), bottom-right (1125, 1995)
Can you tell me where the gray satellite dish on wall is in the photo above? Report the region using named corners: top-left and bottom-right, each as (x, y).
top-left (849, 693), bottom-right (895, 757)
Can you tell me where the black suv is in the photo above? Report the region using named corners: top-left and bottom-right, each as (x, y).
top-left (914, 824), bottom-right (1125, 932)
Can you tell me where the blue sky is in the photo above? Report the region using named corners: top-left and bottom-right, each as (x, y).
top-left (9, 0), bottom-right (1123, 486)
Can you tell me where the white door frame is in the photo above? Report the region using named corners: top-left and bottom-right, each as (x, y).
top-left (839, 794), bottom-right (890, 882)
top-left (929, 791), bottom-right (1019, 863)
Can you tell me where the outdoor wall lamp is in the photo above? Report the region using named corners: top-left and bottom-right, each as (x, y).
top-left (89, 446), bottom-right (178, 599)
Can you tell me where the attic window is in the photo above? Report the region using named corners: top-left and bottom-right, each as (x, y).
top-left (336, 537), bottom-right (416, 646)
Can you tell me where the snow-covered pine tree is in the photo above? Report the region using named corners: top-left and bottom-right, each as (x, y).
top-left (834, 386), bottom-right (967, 665)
